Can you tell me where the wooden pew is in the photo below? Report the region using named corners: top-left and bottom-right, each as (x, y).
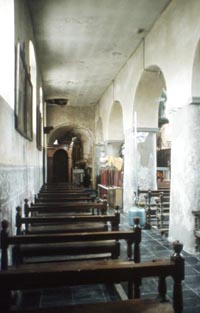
top-left (39, 184), bottom-right (93, 192)
top-left (35, 194), bottom-right (96, 203)
top-left (137, 188), bottom-right (170, 197)
top-left (35, 195), bottom-right (96, 204)
top-left (41, 182), bottom-right (84, 189)
top-left (38, 183), bottom-right (97, 197)
top-left (1, 218), bottom-right (141, 268)
top-left (38, 191), bottom-right (90, 197)
top-left (192, 210), bottom-right (200, 252)
top-left (136, 188), bottom-right (170, 229)
top-left (16, 206), bottom-right (120, 235)
top-left (155, 193), bottom-right (170, 235)
top-left (40, 186), bottom-right (85, 192)
top-left (37, 184), bottom-right (94, 197)
top-left (24, 199), bottom-right (108, 217)
top-left (0, 240), bottom-right (184, 313)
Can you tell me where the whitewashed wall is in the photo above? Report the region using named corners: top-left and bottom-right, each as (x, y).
top-left (98, 0), bottom-right (200, 253)
top-left (0, 0), bottom-right (43, 233)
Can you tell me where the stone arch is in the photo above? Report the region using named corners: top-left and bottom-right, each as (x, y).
top-left (134, 65), bottom-right (167, 128)
top-left (47, 123), bottom-right (95, 185)
top-left (133, 65), bottom-right (168, 190)
top-left (108, 101), bottom-right (124, 140)
top-left (48, 123), bottom-right (94, 166)
top-left (192, 40), bottom-right (200, 98)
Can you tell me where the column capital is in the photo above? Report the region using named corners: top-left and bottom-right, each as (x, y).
top-left (125, 127), bottom-right (159, 136)
top-left (137, 127), bottom-right (159, 133)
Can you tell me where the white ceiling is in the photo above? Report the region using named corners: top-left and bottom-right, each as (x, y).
top-left (28, 0), bottom-right (171, 107)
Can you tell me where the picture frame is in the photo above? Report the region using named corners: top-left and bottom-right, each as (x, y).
top-left (15, 42), bottom-right (33, 141)
top-left (15, 42), bottom-right (26, 137)
top-left (25, 72), bottom-right (33, 141)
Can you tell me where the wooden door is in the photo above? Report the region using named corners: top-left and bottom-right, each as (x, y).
top-left (53, 149), bottom-right (68, 182)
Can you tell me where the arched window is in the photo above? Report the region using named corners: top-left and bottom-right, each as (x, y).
top-left (29, 40), bottom-right (37, 134)
top-left (36, 87), bottom-right (43, 150)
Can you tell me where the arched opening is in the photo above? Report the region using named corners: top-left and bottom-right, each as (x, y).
top-left (48, 125), bottom-right (92, 168)
top-left (192, 40), bottom-right (200, 98)
top-left (48, 124), bottom-right (94, 186)
top-left (29, 41), bottom-right (37, 134)
top-left (53, 149), bottom-right (68, 182)
top-left (134, 65), bottom-right (170, 189)
top-left (98, 101), bottom-right (124, 208)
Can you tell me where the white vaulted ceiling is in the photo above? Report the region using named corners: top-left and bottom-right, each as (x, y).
top-left (27, 0), bottom-right (171, 107)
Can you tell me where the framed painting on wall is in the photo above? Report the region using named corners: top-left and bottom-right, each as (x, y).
top-left (15, 42), bottom-right (33, 141)
top-left (15, 42), bottom-right (26, 137)
top-left (25, 72), bottom-right (33, 141)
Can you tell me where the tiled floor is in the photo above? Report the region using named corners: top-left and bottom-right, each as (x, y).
top-left (138, 228), bottom-right (200, 313)
top-left (18, 212), bottom-right (200, 312)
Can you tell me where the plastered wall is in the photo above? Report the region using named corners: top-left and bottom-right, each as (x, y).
top-left (0, 0), bottom-right (43, 233)
top-left (97, 0), bottom-right (200, 253)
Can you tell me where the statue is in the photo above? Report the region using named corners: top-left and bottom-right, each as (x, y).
top-left (158, 88), bottom-right (169, 128)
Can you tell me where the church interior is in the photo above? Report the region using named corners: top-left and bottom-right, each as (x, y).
top-left (0, 0), bottom-right (200, 312)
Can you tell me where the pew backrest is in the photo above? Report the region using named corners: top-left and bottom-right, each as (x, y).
top-left (24, 199), bottom-right (108, 217)
top-left (0, 241), bottom-right (184, 313)
top-left (16, 207), bottom-right (120, 234)
top-left (1, 217), bottom-right (142, 270)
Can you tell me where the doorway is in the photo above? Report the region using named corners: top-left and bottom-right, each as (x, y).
top-left (53, 149), bottom-right (68, 182)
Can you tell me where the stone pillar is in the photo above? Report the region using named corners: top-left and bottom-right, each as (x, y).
top-left (123, 129), bottom-right (137, 212)
top-left (169, 98), bottom-right (200, 253)
top-left (123, 128), bottom-right (157, 213)
top-left (136, 128), bottom-right (157, 190)
top-left (94, 144), bottom-right (105, 188)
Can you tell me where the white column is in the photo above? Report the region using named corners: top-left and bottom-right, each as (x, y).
top-left (123, 128), bottom-right (136, 212)
top-left (136, 129), bottom-right (157, 190)
top-left (169, 98), bottom-right (200, 253)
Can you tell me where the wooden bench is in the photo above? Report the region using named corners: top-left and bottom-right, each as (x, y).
top-left (155, 193), bottom-right (170, 235)
top-left (39, 184), bottom-right (94, 193)
top-left (16, 206), bottom-right (120, 235)
top-left (192, 210), bottom-right (200, 252)
top-left (38, 190), bottom-right (90, 198)
top-left (40, 186), bottom-right (85, 192)
top-left (24, 199), bottom-right (108, 217)
top-left (41, 183), bottom-right (84, 190)
top-left (1, 218), bottom-right (141, 267)
top-left (137, 188), bottom-right (170, 197)
top-left (35, 194), bottom-right (96, 203)
top-left (136, 189), bottom-right (170, 229)
top-left (0, 240), bottom-right (184, 313)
